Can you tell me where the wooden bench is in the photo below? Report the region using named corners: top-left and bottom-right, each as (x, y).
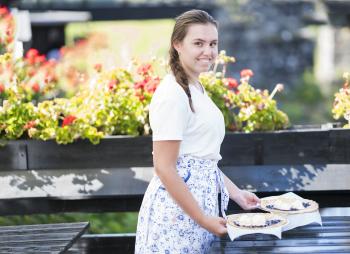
top-left (1, 126), bottom-right (350, 253)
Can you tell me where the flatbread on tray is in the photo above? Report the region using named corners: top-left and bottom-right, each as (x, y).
top-left (260, 196), bottom-right (319, 214)
top-left (227, 213), bottom-right (288, 229)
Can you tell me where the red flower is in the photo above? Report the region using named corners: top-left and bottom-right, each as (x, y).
top-left (25, 49), bottom-right (39, 59)
top-left (25, 49), bottom-right (43, 65)
top-left (0, 83), bottom-right (5, 93)
top-left (31, 83), bottom-right (40, 93)
top-left (134, 77), bottom-right (151, 90)
top-left (35, 55), bottom-right (46, 64)
top-left (138, 94), bottom-right (145, 101)
top-left (225, 78), bottom-right (238, 89)
top-left (240, 69), bottom-right (254, 78)
top-left (134, 81), bottom-right (144, 90)
top-left (137, 63), bottom-right (152, 76)
top-left (6, 36), bottom-right (13, 43)
top-left (24, 120), bottom-right (37, 129)
top-left (0, 7), bottom-right (8, 16)
top-left (62, 115), bottom-right (77, 127)
top-left (94, 63), bottom-right (102, 72)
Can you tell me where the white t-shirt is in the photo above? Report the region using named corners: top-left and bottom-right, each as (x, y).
top-left (149, 74), bottom-right (225, 160)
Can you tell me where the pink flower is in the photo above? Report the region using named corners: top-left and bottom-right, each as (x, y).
top-left (137, 63), bottom-right (152, 76)
top-left (94, 63), bottom-right (102, 72)
top-left (108, 80), bottom-right (119, 90)
top-left (28, 68), bottom-right (36, 77)
top-left (240, 69), bottom-right (254, 78)
top-left (257, 103), bottom-right (265, 110)
top-left (145, 77), bottom-right (160, 93)
top-left (24, 120), bottom-right (37, 129)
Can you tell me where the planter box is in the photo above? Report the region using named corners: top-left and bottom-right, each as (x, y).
top-left (1, 127), bottom-right (350, 170)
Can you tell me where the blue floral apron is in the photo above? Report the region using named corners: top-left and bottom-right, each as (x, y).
top-left (135, 155), bottom-right (229, 254)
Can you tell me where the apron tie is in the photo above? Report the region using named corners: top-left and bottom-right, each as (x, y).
top-left (214, 166), bottom-right (229, 219)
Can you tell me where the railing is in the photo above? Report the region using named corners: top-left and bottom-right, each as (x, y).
top-left (1, 126), bottom-right (350, 252)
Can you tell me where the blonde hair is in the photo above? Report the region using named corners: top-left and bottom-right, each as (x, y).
top-left (169, 9), bottom-right (218, 112)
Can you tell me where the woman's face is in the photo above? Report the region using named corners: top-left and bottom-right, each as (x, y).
top-left (174, 23), bottom-right (218, 80)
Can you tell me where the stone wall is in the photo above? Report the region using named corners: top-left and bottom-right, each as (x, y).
top-left (214, 0), bottom-right (349, 92)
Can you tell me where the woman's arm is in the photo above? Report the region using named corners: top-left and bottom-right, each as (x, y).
top-left (222, 173), bottom-right (260, 210)
top-left (223, 173), bottom-right (241, 200)
top-left (153, 140), bottom-right (227, 236)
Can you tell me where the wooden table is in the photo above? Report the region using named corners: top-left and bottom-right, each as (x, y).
top-left (0, 222), bottom-right (89, 254)
top-left (209, 216), bottom-right (350, 254)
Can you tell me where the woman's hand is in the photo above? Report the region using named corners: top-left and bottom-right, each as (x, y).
top-left (200, 215), bottom-right (227, 237)
top-left (233, 189), bottom-right (260, 210)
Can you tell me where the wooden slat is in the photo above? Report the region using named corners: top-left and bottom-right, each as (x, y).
top-left (27, 136), bottom-right (153, 169)
top-left (0, 247), bottom-right (53, 254)
top-left (0, 222), bottom-right (89, 254)
top-left (0, 222), bottom-right (88, 231)
top-left (263, 131), bottom-right (330, 165)
top-left (330, 129), bottom-right (350, 163)
top-left (1, 165), bottom-right (349, 200)
top-left (222, 164), bottom-right (350, 193)
top-left (1, 129), bottom-right (350, 171)
top-left (0, 141), bottom-right (27, 170)
top-left (220, 130), bottom-right (331, 166)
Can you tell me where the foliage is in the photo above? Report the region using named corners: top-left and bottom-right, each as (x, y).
top-left (332, 72), bottom-right (350, 127)
top-left (0, 212), bottom-right (138, 234)
top-left (200, 51), bottom-right (289, 132)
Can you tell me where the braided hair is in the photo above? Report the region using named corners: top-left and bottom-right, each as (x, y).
top-left (169, 9), bottom-right (218, 112)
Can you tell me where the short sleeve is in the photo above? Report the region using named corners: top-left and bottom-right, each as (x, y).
top-left (149, 96), bottom-right (189, 141)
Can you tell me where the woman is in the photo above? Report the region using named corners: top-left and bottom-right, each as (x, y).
top-left (135, 9), bottom-right (260, 253)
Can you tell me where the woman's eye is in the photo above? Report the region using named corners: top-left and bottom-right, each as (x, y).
top-left (210, 42), bottom-right (217, 47)
top-left (195, 42), bottom-right (203, 46)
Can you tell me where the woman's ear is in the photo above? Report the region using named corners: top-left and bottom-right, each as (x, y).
top-left (173, 41), bottom-right (182, 54)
